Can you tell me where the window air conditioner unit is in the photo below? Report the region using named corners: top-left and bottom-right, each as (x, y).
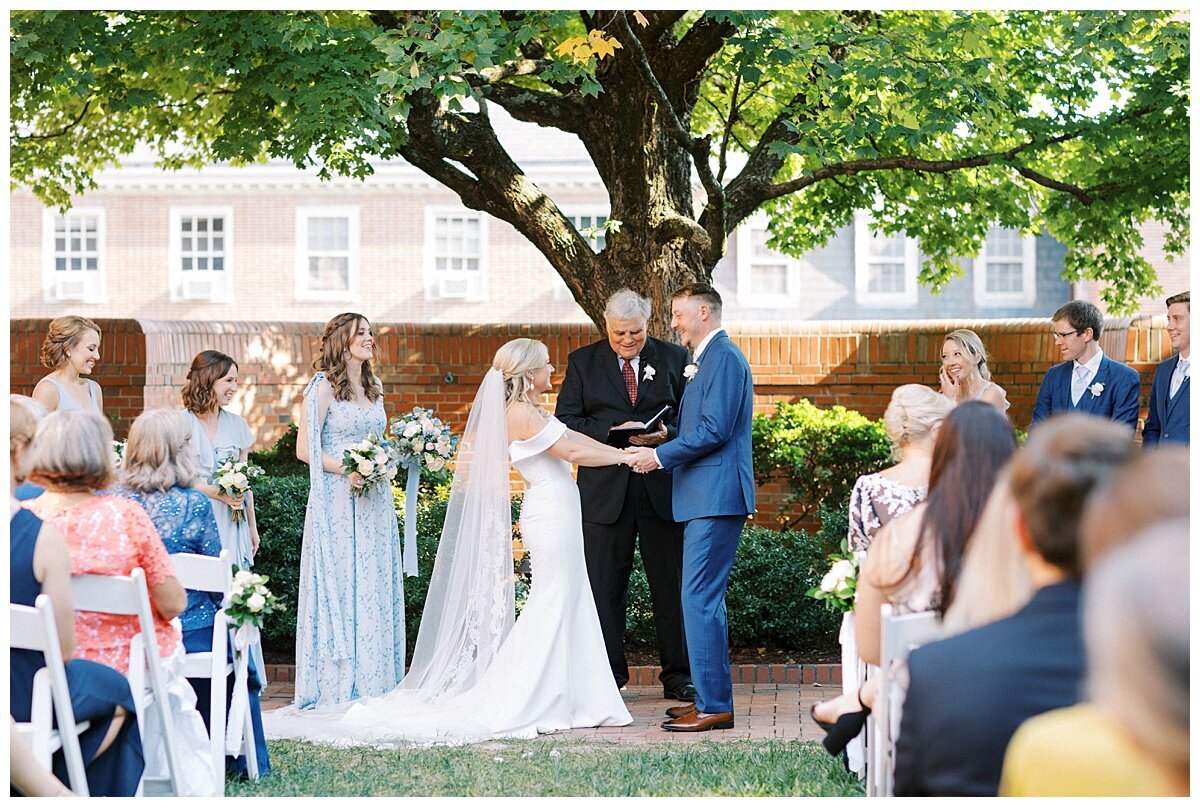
top-left (438, 276), bottom-right (472, 300)
top-left (54, 277), bottom-right (87, 301)
top-left (181, 278), bottom-right (215, 300)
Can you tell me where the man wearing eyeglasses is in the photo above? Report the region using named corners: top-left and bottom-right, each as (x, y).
top-left (1030, 300), bottom-right (1140, 431)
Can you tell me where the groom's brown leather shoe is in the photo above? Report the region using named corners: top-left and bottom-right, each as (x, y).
top-left (665, 703), bottom-right (696, 719)
top-left (662, 710), bottom-right (735, 732)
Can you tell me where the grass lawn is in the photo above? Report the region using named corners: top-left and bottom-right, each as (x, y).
top-left (228, 738), bottom-right (864, 797)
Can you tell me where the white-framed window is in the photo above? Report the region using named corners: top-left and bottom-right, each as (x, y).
top-left (552, 210), bottom-right (609, 301)
top-left (854, 211), bottom-right (919, 306)
top-left (974, 226), bottom-right (1037, 307)
top-left (168, 207), bottom-right (233, 303)
top-left (735, 214), bottom-right (802, 307)
top-left (42, 207), bottom-right (107, 303)
top-left (423, 207), bottom-right (488, 301)
top-left (294, 206), bottom-right (360, 301)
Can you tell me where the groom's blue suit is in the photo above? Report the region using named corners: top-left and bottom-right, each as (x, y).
top-left (655, 330), bottom-right (755, 714)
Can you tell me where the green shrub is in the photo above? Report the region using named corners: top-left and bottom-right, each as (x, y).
top-left (248, 422), bottom-right (307, 478)
top-left (753, 399), bottom-right (891, 528)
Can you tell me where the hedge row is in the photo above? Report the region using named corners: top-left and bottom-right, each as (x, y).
top-left (250, 478), bottom-right (845, 661)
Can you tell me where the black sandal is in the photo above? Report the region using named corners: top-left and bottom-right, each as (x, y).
top-left (810, 695), bottom-right (871, 757)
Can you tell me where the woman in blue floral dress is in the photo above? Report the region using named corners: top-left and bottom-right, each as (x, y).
top-left (293, 313), bottom-right (407, 709)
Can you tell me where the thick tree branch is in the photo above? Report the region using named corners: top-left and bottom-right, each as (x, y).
top-left (465, 68), bottom-right (585, 132)
top-left (613, 11), bottom-right (725, 261)
top-left (716, 73), bottom-right (741, 183)
top-left (640, 11), bottom-right (688, 42)
top-left (1011, 164), bottom-right (1095, 203)
top-left (664, 14), bottom-right (739, 93)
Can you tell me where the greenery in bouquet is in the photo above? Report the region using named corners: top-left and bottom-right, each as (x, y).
top-left (340, 433), bottom-right (399, 497)
top-left (111, 440), bottom-right (126, 469)
top-left (389, 407), bottom-right (458, 480)
top-left (226, 568), bottom-right (283, 629)
top-left (210, 459), bottom-right (265, 523)
top-left (807, 538), bottom-right (860, 615)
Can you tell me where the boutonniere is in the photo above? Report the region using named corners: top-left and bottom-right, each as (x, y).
top-left (1089, 382), bottom-right (1105, 398)
top-left (683, 363), bottom-right (698, 382)
top-left (642, 364), bottom-right (656, 382)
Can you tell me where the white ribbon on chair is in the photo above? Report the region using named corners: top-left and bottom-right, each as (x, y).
top-left (402, 463), bottom-right (420, 577)
top-left (224, 624), bottom-right (259, 756)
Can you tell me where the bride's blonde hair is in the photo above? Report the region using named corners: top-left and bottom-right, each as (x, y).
top-left (492, 338), bottom-right (549, 407)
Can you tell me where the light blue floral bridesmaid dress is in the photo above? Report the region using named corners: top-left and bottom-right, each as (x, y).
top-left (294, 372), bottom-right (407, 709)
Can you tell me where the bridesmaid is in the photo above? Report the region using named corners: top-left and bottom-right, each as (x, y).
top-left (32, 315), bottom-right (104, 414)
top-left (938, 328), bottom-right (1010, 413)
top-left (180, 349), bottom-right (267, 681)
top-left (292, 313), bottom-right (406, 709)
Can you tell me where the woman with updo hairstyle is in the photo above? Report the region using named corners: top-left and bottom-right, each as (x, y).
top-left (938, 328), bottom-right (1009, 412)
top-left (33, 314), bottom-right (104, 415)
top-left (181, 350), bottom-right (261, 572)
top-left (292, 313), bottom-right (406, 709)
top-left (115, 408), bottom-right (271, 780)
top-left (831, 384), bottom-right (952, 776)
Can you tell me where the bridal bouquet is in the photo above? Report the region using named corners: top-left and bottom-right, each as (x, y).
top-left (389, 407), bottom-right (458, 578)
top-left (807, 539), bottom-right (861, 614)
top-left (111, 440), bottom-right (126, 469)
top-left (340, 433), bottom-right (399, 498)
top-left (225, 568), bottom-right (283, 629)
top-left (209, 459), bottom-right (265, 524)
top-left (389, 407), bottom-right (459, 474)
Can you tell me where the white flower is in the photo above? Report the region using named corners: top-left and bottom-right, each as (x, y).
top-left (358, 439), bottom-right (373, 451)
top-left (683, 363), bottom-right (698, 381)
top-left (246, 592), bottom-right (266, 612)
top-left (1089, 382), bottom-right (1105, 398)
top-left (830, 559), bottom-right (856, 585)
top-left (230, 472), bottom-right (248, 489)
top-left (642, 364), bottom-right (656, 381)
top-left (426, 457), bottom-right (445, 472)
top-left (403, 421), bottom-right (421, 438)
top-left (820, 570), bottom-right (840, 593)
top-left (233, 569), bottom-right (255, 586)
top-left (425, 442), bottom-right (436, 451)
top-left (357, 459), bottom-right (375, 476)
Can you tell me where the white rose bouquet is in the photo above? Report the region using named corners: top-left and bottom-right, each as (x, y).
top-left (340, 433), bottom-right (399, 498)
top-left (111, 440), bottom-right (126, 469)
top-left (806, 539), bottom-right (861, 614)
top-left (209, 459), bottom-right (265, 524)
top-left (388, 407), bottom-right (459, 475)
top-left (224, 568), bottom-right (283, 629)
top-left (388, 407), bottom-right (459, 578)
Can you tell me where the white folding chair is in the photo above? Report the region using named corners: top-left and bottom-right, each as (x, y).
top-left (871, 605), bottom-right (946, 797)
top-left (10, 595), bottom-right (91, 796)
top-left (71, 568), bottom-right (184, 796)
top-left (172, 549), bottom-right (259, 790)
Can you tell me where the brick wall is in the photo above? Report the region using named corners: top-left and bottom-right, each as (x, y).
top-left (11, 317), bottom-right (1171, 517)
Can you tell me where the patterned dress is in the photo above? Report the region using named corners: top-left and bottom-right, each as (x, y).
top-left (294, 373), bottom-right (406, 709)
top-left (25, 494), bottom-right (180, 673)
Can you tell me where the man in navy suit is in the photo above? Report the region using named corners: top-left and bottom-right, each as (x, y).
top-left (893, 415), bottom-right (1136, 796)
top-left (555, 289), bottom-right (694, 701)
top-left (1142, 291), bottom-right (1190, 446)
top-left (1030, 300), bottom-right (1140, 431)
top-left (628, 284), bottom-right (755, 732)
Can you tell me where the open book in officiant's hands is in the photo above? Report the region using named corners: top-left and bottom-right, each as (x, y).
top-left (606, 404), bottom-right (673, 448)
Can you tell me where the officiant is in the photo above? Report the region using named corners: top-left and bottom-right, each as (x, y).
top-left (555, 289), bottom-right (696, 701)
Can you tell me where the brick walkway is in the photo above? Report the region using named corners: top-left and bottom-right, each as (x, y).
top-left (261, 677), bottom-right (838, 744)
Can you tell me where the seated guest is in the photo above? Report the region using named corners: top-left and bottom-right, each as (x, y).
top-left (116, 408), bottom-right (271, 779)
top-left (894, 414), bottom-right (1135, 796)
top-left (24, 409), bottom-right (217, 795)
top-left (1001, 520), bottom-right (1188, 796)
top-left (939, 468), bottom-right (1033, 636)
top-left (11, 395), bottom-right (47, 500)
top-left (1030, 300), bottom-right (1140, 430)
top-left (812, 402), bottom-right (1016, 754)
top-left (9, 397), bottom-right (144, 796)
top-left (937, 329), bottom-right (1009, 413)
top-left (1141, 291), bottom-right (1189, 446)
top-left (10, 718), bottom-right (75, 796)
top-left (838, 384), bottom-right (952, 773)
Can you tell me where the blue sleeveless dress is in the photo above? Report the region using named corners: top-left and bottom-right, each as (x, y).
top-left (9, 507), bottom-right (144, 796)
top-left (293, 374), bottom-right (406, 709)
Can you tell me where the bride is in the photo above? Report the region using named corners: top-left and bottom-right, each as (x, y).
top-left (264, 338), bottom-right (635, 746)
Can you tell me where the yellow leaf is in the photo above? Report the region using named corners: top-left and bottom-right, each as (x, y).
top-left (554, 35), bottom-right (586, 58)
top-left (633, 11), bottom-right (649, 27)
top-left (587, 31), bottom-right (622, 61)
top-left (409, 62), bottom-right (419, 79)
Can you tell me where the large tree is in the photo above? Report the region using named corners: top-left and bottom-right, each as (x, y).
top-left (11, 10), bottom-right (1189, 333)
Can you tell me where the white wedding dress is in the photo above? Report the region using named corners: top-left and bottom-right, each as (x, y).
top-left (263, 413), bottom-right (630, 747)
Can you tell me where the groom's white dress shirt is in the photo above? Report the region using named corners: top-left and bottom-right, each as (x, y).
top-left (1070, 348), bottom-right (1104, 406)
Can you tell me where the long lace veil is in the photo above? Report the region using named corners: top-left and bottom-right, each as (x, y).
top-left (397, 367), bottom-right (515, 701)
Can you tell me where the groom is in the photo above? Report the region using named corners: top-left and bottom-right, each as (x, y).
top-left (629, 284), bottom-right (755, 732)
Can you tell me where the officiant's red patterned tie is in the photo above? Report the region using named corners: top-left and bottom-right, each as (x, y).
top-left (622, 359), bottom-right (638, 405)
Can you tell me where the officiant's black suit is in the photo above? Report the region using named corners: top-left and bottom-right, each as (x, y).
top-left (555, 336), bottom-right (691, 692)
